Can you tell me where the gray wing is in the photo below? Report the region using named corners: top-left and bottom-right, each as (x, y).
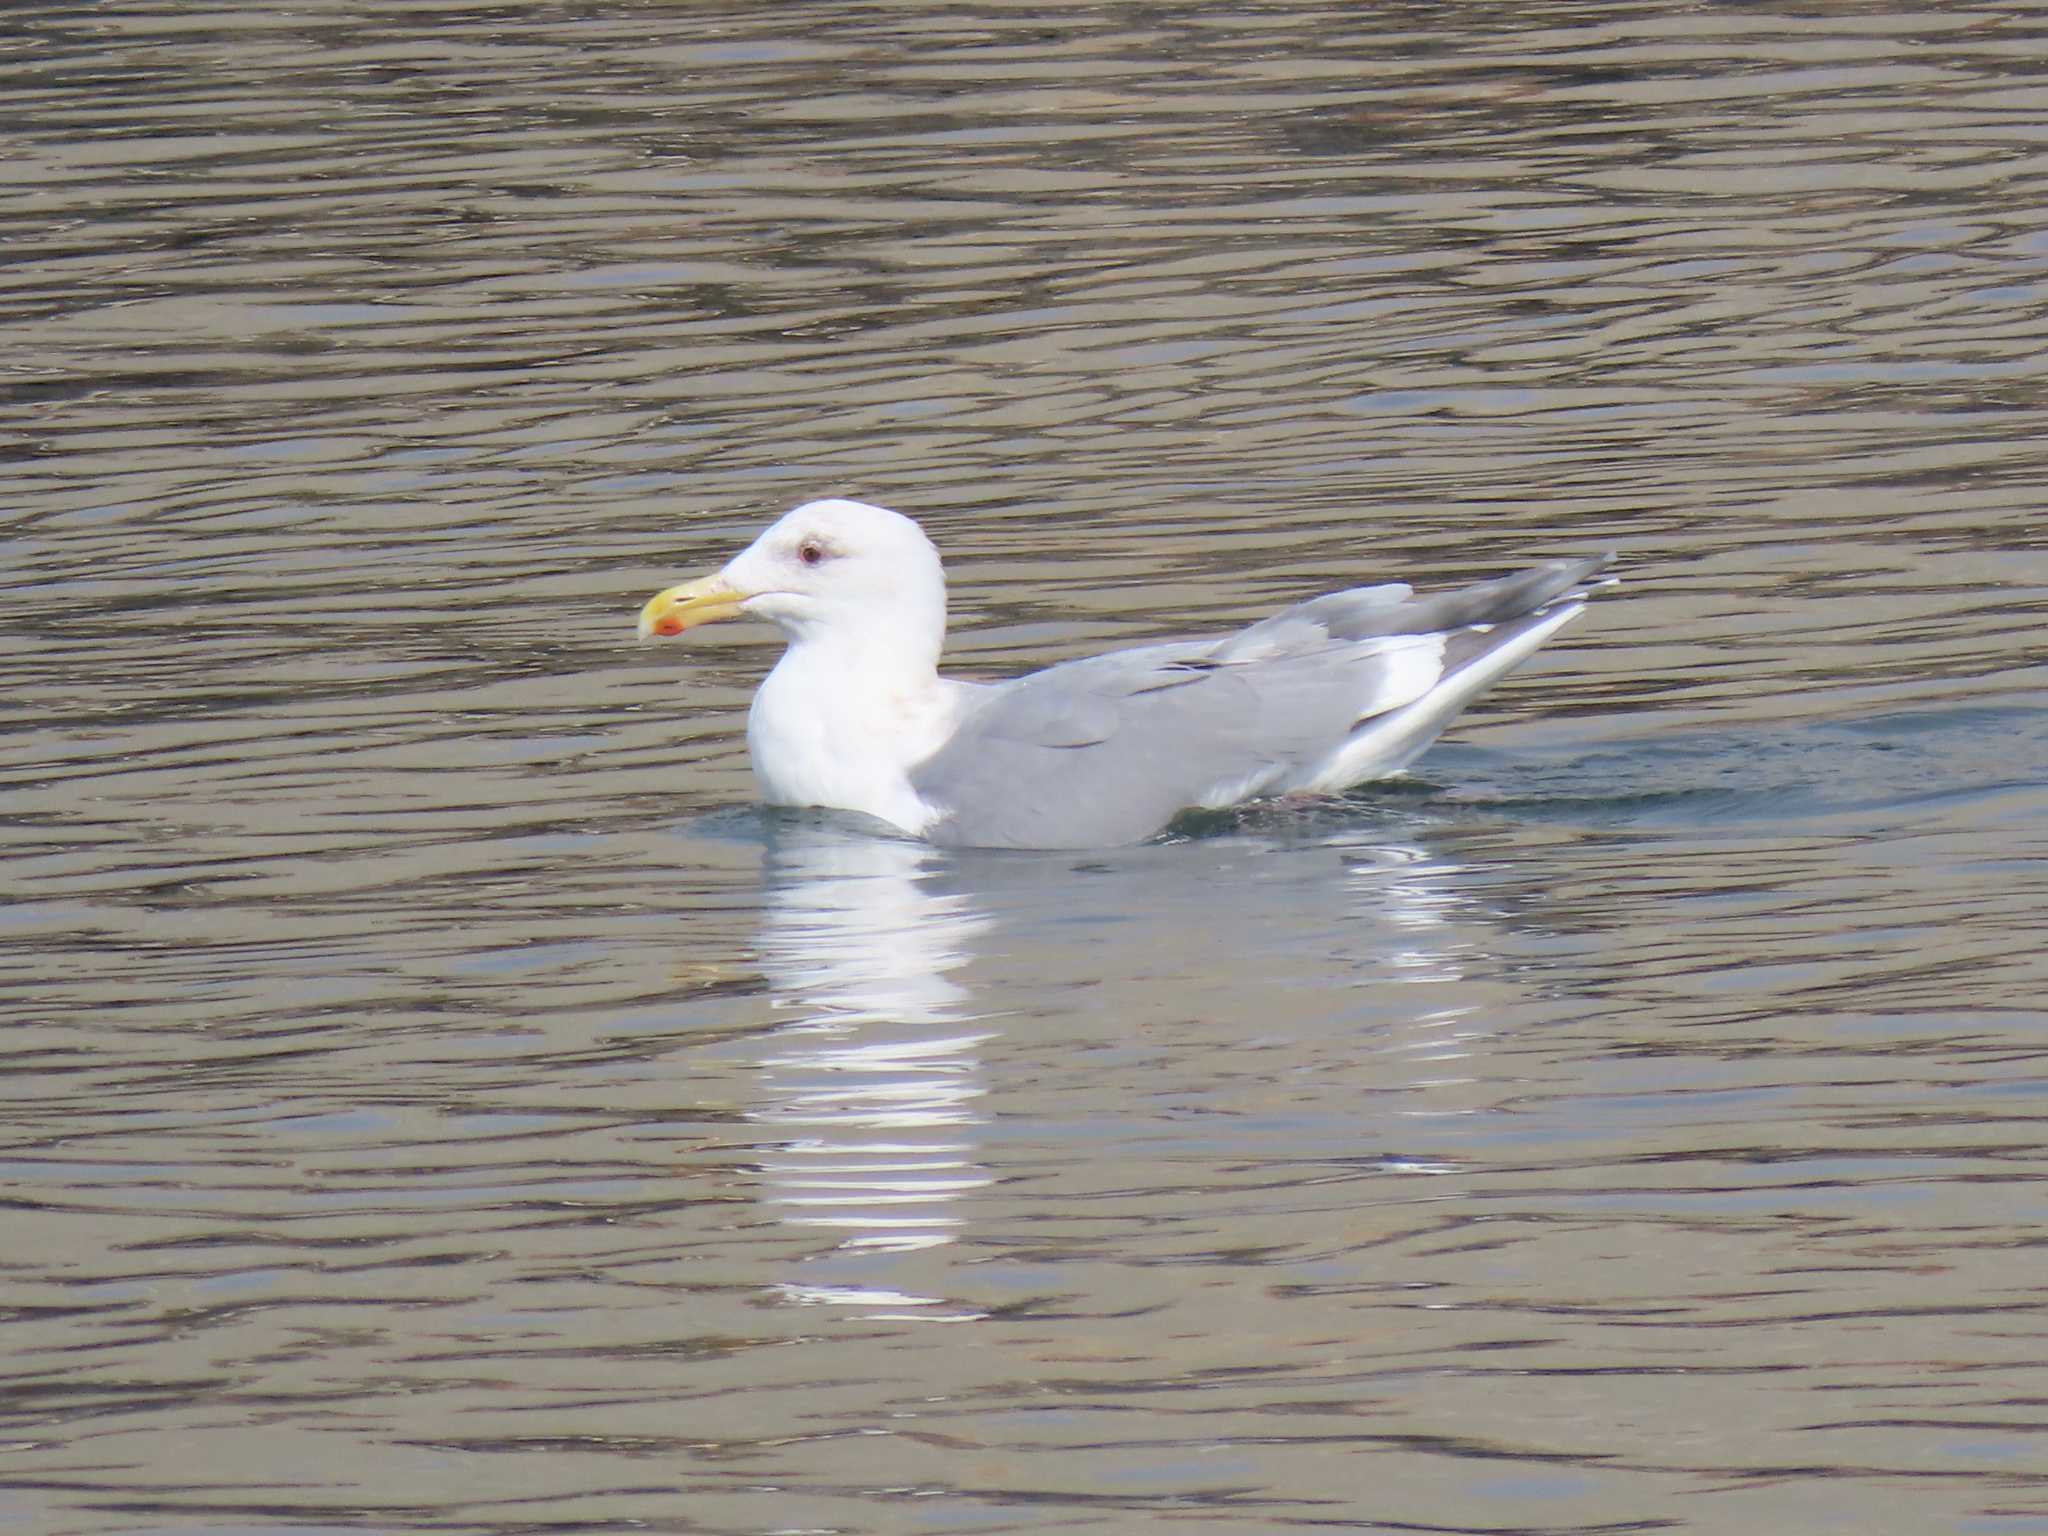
top-left (910, 640), bottom-right (1413, 849)
top-left (911, 554), bottom-right (1610, 850)
top-left (1219, 557), bottom-right (1608, 652)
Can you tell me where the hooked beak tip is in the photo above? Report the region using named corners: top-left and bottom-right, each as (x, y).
top-left (637, 575), bottom-right (751, 640)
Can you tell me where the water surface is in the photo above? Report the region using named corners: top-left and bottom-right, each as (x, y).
top-left (5, 4), bottom-right (2048, 1534)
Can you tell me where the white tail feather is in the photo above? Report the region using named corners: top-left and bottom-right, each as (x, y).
top-left (1290, 601), bottom-right (1586, 793)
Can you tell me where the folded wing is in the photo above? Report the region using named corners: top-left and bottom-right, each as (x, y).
top-left (912, 554), bottom-right (1610, 849)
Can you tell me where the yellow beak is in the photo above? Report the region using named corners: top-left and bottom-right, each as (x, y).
top-left (637, 574), bottom-right (753, 639)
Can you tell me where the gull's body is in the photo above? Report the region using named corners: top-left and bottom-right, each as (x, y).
top-left (639, 499), bottom-right (1611, 850)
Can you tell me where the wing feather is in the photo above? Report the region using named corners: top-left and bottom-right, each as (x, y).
top-left (912, 637), bottom-right (1439, 848)
top-left (909, 554), bottom-right (1612, 849)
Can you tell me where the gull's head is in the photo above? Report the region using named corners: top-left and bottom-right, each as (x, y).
top-left (638, 498), bottom-right (947, 653)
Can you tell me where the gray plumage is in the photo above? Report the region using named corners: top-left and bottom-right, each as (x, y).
top-left (912, 554), bottom-right (1611, 849)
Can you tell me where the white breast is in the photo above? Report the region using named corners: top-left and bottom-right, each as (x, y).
top-left (746, 646), bottom-right (957, 837)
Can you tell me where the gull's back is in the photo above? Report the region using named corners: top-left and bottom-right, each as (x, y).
top-left (910, 554), bottom-right (1611, 849)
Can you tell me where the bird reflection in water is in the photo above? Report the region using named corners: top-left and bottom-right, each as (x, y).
top-left (746, 820), bottom-right (994, 1312)
top-left (738, 807), bottom-right (1503, 1316)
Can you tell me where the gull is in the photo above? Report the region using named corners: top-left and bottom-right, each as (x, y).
top-left (639, 499), bottom-right (1610, 850)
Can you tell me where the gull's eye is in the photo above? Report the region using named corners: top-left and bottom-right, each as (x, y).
top-left (797, 540), bottom-right (826, 567)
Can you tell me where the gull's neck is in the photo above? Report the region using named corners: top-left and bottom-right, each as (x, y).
top-left (745, 612), bottom-right (960, 836)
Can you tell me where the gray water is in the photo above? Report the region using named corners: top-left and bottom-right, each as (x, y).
top-left (5, 4), bottom-right (2048, 1534)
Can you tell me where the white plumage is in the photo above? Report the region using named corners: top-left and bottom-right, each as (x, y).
top-left (639, 499), bottom-right (1611, 849)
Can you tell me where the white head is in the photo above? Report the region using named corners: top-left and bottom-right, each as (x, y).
top-left (638, 499), bottom-right (948, 664)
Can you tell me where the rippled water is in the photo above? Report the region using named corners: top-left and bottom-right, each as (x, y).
top-left (6, 4), bottom-right (2048, 1533)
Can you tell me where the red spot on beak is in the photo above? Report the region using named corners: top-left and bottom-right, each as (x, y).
top-left (652, 614), bottom-right (685, 637)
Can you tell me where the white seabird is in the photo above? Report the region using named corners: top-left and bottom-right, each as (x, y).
top-left (638, 499), bottom-right (1610, 850)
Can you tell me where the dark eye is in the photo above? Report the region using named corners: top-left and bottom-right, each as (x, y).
top-left (797, 540), bottom-right (825, 566)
